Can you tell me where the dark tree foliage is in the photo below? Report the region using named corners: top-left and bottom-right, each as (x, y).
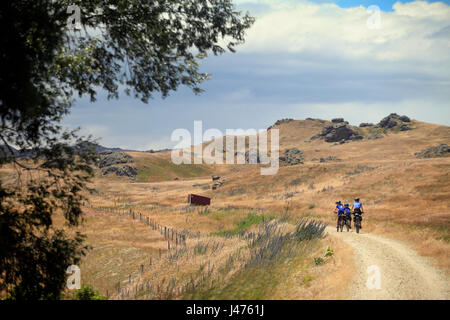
top-left (0, 0), bottom-right (254, 299)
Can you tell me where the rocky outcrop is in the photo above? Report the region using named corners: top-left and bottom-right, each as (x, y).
top-left (212, 175), bottom-right (220, 181)
top-left (267, 118), bottom-right (294, 130)
top-left (279, 148), bottom-right (304, 166)
top-left (99, 151), bottom-right (133, 168)
top-left (101, 165), bottom-right (137, 177)
top-left (376, 113), bottom-right (411, 131)
top-left (98, 151), bottom-right (137, 177)
top-left (311, 119), bottom-right (363, 143)
top-left (415, 144), bottom-right (450, 159)
top-left (305, 118), bottom-right (326, 123)
top-left (359, 123), bottom-right (374, 127)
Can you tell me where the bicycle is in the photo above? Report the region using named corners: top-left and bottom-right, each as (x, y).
top-left (353, 212), bottom-right (364, 234)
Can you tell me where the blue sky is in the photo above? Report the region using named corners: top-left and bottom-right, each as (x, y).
top-left (335, 0), bottom-right (450, 11)
top-left (63, 1), bottom-right (450, 150)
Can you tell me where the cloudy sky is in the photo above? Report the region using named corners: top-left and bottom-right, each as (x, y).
top-left (63, 0), bottom-right (450, 150)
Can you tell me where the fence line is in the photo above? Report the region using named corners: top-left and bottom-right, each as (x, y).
top-left (82, 203), bottom-right (192, 299)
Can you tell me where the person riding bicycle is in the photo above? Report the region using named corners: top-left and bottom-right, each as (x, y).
top-left (334, 201), bottom-right (345, 230)
top-left (351, 198), bottom-right (364, 229)
top-left (344, 203), bottom-right (352, 229)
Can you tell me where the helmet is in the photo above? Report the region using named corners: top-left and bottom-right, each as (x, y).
top-left (354, 198), bottom-right (360, 202)
top-left (344, 203), bottom-right (349, 207)
top-left (335, 201), bottom-right (341, 204)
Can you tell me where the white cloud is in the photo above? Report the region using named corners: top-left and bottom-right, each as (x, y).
top-left (240, 1), bottom-right (450, 64)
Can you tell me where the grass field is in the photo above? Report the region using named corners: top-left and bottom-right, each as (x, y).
top-left (3, 117), bottom-right (448, 299)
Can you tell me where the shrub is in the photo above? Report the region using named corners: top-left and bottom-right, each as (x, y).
top-left (314, 257), bottom-right (324, 265)
top-left (75, 285), bottom-right (106, 300)
top-left (325, 246), bottom-right (334, 257)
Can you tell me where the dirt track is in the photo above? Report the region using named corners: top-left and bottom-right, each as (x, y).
top-left (327, 226), bottom-right (449, 300)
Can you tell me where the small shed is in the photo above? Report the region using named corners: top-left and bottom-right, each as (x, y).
top-left (188, 194), bottom-right (211, 206)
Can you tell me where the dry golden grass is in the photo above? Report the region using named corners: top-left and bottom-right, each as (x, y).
top-left (76, 119), bottom-right (448, 298)
top-left (2, 118), bottom-right (448, 299)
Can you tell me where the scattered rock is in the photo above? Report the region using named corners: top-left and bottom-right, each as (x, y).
top-left (279, 148), bottom-right (304, 166)
top-left (174, 177), bottom-right (180, 180)
top-left (368, 133), bottom-right (384, 140)
top-left (212, 175), bottom-right (220, 181)
top-left (415, 144), bottom-right (450, 159)
top-left (284, 191), bottom-right (299, 199)
top-left (359, 123), bottom-right (374, 127)
top-left (212, 180), bottom-right (225, 190)
top-left (102, 165), bottom-right (137, 177)
top-left (319, 156), bottom-right (342, 163)
top-left (99, 151), bottom-right (133, 168)
top-left (331, 118), bottom-right (345, 123)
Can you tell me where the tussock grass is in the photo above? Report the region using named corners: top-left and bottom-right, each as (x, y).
top-left (183, 220), bottom-right (327, 299)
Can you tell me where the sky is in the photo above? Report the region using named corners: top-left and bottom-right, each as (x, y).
top-left (63, 0), bottom-right (450, 150)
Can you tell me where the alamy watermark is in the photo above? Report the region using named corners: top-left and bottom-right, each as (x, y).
top-left (366, 265), bottom-right (381, 290)
top-left (66, 265), bottom-right (81, 290)
top-left (367, 5), bottom-right (381, 30)
top-left (66, 5), bottom-right (81, 30)
top-left (171, 121), bottom-right (279, 175)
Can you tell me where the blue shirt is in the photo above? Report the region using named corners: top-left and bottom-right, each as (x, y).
top-left (344, 207), bottom-right (351, 215)
top-left (353, 202), bottom-right (362, 209)
top-left (336, 204), bottom-right (345, 214)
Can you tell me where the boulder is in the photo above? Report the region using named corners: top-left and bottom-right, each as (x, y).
top-left (400, 124), bottom-right (411, 131)
top-left (99, 151), bottom-right (133, 168)
top-left (102, 165), bottom-right (137, 177)
top-left (212, 180), bottom-right (224, 190)
top-left (399, 115), bottom-right (411, 122)
top-left (212, 175), bottom-right (220, 181)
top-left (321, 123), bottom-right (363, 142)
top-left (368, 133), bottom-right (384, 140)
top-left (415, 144), bottom-right (450, 159)
top-left (359, 123), bottom-right (374, 127)
top-left (331, 118), bottom-right (345, 123)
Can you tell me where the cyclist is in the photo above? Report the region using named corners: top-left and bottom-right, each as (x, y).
top-left (344, 203), bottom-right (352, 229)
top-left (351, 197), bottom-right (364, 229)
top-left (334, 201), bottom-right (345, 231)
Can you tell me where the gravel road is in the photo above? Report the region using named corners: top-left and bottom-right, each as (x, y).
top-left (327, 226), bottom-right (449, 300)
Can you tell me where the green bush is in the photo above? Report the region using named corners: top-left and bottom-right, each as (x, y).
top-left (75, 285), bottom-right (106, 300)
top-left (211, 213), bottom-right (272, 236)
top-left (314, 257), bottom-right (324, 265)
top-left (325, 246), bottom-right (334, 257)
